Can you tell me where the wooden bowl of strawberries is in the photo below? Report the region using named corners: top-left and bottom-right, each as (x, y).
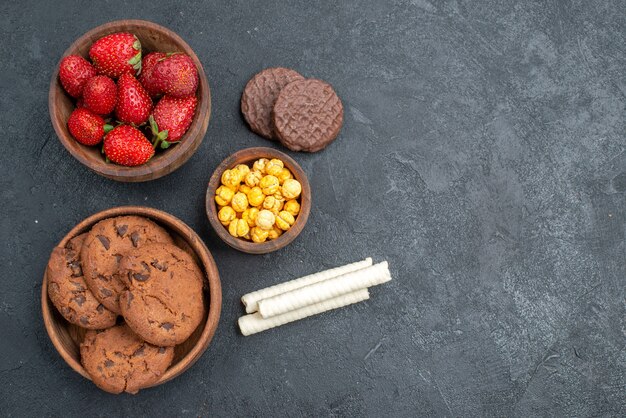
top-left (49, 20), bottom-right (211, 182)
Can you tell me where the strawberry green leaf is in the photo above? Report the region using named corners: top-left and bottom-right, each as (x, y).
top-left (149, 115), bottom-right (159, 135)
top-left (103, 124), bottom-right (114, 133)
top-left (160, 140), bottom-right (170, 149)
top-left (129, 51), bottom-right (142, 71)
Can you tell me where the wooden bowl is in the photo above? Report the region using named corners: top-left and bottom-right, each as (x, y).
top-left (41, 206), bottom-right (222, 391)
top-left (48, 20), bottom-right (211, 182)
top-left (206, 147), bottom-right (311, 254)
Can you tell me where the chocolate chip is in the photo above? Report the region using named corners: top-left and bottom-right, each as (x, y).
top-left (140, 261), bottom-right (151, 272)
top-left (96, 304), bottom-right (105, 313)
top-left (96, 235), bottom-right (110, 250)
top-left (130, 232), bottom-right (140, 247)
top-left (79, 316), bottom-right (88, 325)
top-left (116, 224), bottom-right (128, 237)
top-left (133, 273), bottom-right (150, 282)
top-left (104, 360), bottom-right (114, 368)
top-left (68, 261), bottom-right (83, 277)
top-left (158, 347), bottom-right (166, 354)
top-left (133, 345), bottom-right (145, 357)
top-left (161, 322), bottom-right (174, 330)
top-left (151, 260), bottom-right (168, 271)
top-left (126, 291), bottom-right (134, 309)
top-left (69, 281), bottom-right (85, 291)
top-left (100, 288), bottom-right (113, 297)
top-left (114, 254), bottom-right (123, 264)
top-left (73, 294), bottom-right (86, 306)
top-left (97, 274), bottom-right (108, 282)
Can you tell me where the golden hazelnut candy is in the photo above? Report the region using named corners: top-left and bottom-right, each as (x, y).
top-left (273, 190), bottom-right (285, 202)
top-left (215, 185), bottom-right (234, 206)
top-left (281, 178), bottom-right (302, 200)
top-left (231, 192), bottom-right (249, 212)
top-left (252, 158), bottom-right (269, 174)
top-left (276, 167), bottom-right (293, 184)
top-left (263, 195), bottom-right (284, 215)
top-left (221, 169), bottom-right (241, 190)
top-left (235, 164), bottom-right (250, 178)
top-left (268, 226), bottom-right (283, 240)
top-left (247, 186), bottom-right (265, 207)
top-left (242, 207), bottom-right (260, 227)
top-left (228, 218), bottom-right (250, 238)
top-left (250, 227), bottom-right (269, 243)
top-left (265, 159), bottom-right (284, 176)
top-left (284, 199), bottom-right (300, 216)
top-left (275, 210), bottom-right (295, 231)
top-left (262, 195), bottom-right (276, 209)
top-left (245, 170), bottom-right (263, 187)
top-left (239, 184), bottom-right (251, 195)
top-left (218, 206), bottom-right (237, 226)
top-left (259, 175), bottom-right (280, 195)
top-left (256, 209), bottom-right (276, 230)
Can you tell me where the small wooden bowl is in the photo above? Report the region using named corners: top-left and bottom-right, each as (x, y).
top-left (206, 147), bottom-right (311, 254)
top-left (41, 206), bottom-right (222, 391)
top-left (48, 20), bottom-right (211, 182)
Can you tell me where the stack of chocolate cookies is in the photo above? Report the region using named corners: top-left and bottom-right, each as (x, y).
top-left (46, 215), bottom-right (206, 394)
top-left (241, 67), bottom-right (344, 152)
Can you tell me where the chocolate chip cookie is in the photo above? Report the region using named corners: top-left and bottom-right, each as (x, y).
top-left (241, 67), bottom-right (304, 139)
top-left (47, 233), bottom-right (117, 329)
top-left (273, 78), bottom-right (344, 152)
top-left (81, 216), bottom-right (174, 314)
top-left (118, 242), bottom-right (205, 346)
top-left (80, 324), bottom-right (174, 394)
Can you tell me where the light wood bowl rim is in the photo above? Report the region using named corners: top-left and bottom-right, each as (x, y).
top-left (41, 206), bottom-right (222, 388)
top-left (205, 147), bottom-right (311, 254)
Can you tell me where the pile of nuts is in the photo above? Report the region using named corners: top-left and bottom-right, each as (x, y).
top-left (215, 158), bottom-right (302, 243)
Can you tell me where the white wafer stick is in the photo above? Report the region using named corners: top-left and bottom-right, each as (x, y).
top-left (257, 261), bottom-right (390, 318)
top-left (238, 289), bottom-right (370, 336)
top-left (241, 258), bottom-right (373, 313)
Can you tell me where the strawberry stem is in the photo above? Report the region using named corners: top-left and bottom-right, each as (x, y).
top-left (149, 115), bottom-right (169, 149)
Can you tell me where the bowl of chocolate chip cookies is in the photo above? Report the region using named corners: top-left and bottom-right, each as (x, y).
top-left (42, 206), bottom-right (222, 394)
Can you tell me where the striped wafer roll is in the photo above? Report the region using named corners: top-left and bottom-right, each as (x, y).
top-left (241, 258), bottom-right (372, 313)
top-left (257, 261), bottom-right (390, 318)
top-left (238, 289), bottom-right (370, 336)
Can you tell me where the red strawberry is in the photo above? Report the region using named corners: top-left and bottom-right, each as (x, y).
top-left (139, 52), bottom-right (166, 97)
top-left (103, 125), bottom-right (154, 166)
top-left (76, 97), bottom-right (86, 108)
top-left (150, 54), bottom-right (198, 98)
top-left (115, 73), bottom-right (153, 125)
top-left (89, 32), bottom-right (141, 78)
top-left (67, 108), bottom-right (113, 146)
top-left (150, 95), bottom-right (197, 148)
top-left (82, 75), bottom-right (117, 115)
top-left (59, 55), bottom-right (97, 98)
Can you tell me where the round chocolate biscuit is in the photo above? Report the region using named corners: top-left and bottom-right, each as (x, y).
top-left (241, 67), bottom-right (304, 139)
top-left (80, 324), bottom-right (174, 394)
top-left (273, 78), bottom-right (344, 152)
top-left (81, 216), bottom-right (174, 314)
top-left (47, 233), bottom-right (117, 329)
top-left (118, 242), bottom-right (205, 347)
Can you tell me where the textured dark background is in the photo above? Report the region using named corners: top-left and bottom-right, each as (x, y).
top-left (1, 0), bottom-right (625, 416)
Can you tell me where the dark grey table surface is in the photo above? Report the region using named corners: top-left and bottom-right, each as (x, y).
top-left (1, 0), bottom-right (625, 416)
